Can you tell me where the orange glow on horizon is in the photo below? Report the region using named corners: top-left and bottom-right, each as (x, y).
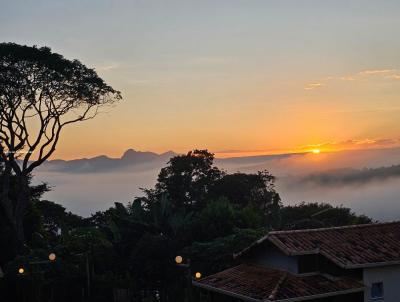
top-left (46, 136), bottom-right (400, 160)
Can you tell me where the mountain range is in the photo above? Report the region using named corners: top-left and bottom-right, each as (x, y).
top-left (39, 149), bottom-right (177, 173)
top-left (34, 147), bottom-right (400, 219)
top-left (38, 147), bottom-right (400, 177)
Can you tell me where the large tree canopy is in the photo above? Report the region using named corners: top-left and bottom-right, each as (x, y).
top-left (136, 150), bottom-right (282, 233)
top-left (0, 43), bottom-right (121, 173)
top-left (0, 43), bottom-right (122, 252)
top-left (140, 150), bottom-right (225, 211)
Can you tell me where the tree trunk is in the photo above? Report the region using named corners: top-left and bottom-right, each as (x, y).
top-left (0, 162), bottom-right (13, 224)
top-left (13, 174), bottom-right (30, 254)
top-left (0, 163), bottom-right (20, 258)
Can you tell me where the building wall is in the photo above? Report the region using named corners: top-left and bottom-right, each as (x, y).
top-left (245, 243), bottom-right (299, 273)
top-left (363, 265), bottom-right (400, 302)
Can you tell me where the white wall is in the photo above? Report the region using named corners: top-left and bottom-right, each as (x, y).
top-left (363, 265), bottom-right (400, 302)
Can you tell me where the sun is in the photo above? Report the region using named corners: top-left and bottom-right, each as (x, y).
top-left (312, 149), bottom-right (321, 154)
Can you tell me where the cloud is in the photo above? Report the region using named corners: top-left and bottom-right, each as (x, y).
top-left (304, 68), bottom-right (400, 89)
top-left (304, 82), bottom-right (325, 90)
top-left (338, 76), bottom-right (356, 81)
top-left (385, 74), bottom-right (400, 80)
top-left (95, 62), bottom-right (120, 72)
top-left (214, 148), bottom-right (279, 154)
top-left (298, 138), bottom-right (400, 152)
top-left (289, 164), bottom-right (400, 187)
top-left (214, 138), bottom-right (400, 158)
top-left (358, 69), bottom-right (395, 76)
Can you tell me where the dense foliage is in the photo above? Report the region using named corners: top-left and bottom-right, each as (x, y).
top-left (0, 43), bottom-right (122, 253)
top-left (0, 151), bottom-right (372, 301)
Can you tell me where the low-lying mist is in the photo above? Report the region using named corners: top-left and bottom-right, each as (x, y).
top-left (34, 147), bottom-right (400, 220)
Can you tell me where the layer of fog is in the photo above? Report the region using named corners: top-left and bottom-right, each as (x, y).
top-left (36, 166), bottom-right (161, 217)
top-left (277, 177), bottom-right (400, 222)
top-left (34, 148), bottom-right (400, 220)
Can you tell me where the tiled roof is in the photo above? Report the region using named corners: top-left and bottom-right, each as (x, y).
top-left (193, 264), bottom-right (364, 302)
top-left (237, 222), bottom-right (400, 268)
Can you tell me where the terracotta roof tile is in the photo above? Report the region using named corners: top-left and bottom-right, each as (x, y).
top-left (267, 222), bottom-right (400, 268)
top-left (194, 264), bottom-right (363, 302)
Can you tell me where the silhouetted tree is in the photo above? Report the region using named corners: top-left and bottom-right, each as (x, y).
top-left (209, 171), bottom-right (282, 228)
top-left (34, 200), bottom-right (85, 238)
top-left (0, 43), bottom-right (121, 253)
top-left (280, 202), bottom-right (373, 230)
top-left (142, 150), bottom-right (224, 211)
top-left (0, 165), bottom-right (48, 261)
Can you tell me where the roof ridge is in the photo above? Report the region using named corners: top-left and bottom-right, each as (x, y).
top-left (194, 264), bottom-right (365, 302)
top-left (268, 221), bottom-right (400, 235)
top-left (267, 271), bottom-right (288, 301)
top-left (234, 221), bottom-right (400, 262)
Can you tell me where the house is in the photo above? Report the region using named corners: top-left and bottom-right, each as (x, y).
top-left (193, 222), bottom-right (400, 302)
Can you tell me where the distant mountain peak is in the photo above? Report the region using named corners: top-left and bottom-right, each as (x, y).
top-left (39, 149), bottom-right (178, 173)
top-left (121, 148), bottom-right (138, 159)
top-left (121, 149), bottom-right (157, 160)
top-left (160, 150), bottom-right (177, 157)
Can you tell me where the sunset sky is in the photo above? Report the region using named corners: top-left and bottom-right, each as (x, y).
top-left (2, 0), bottom-right (400, 159)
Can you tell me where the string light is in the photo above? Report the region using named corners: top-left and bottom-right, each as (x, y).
top-left (49, 253), bottom-right (56, 261)
top-left (175, 255), bottom-right (183, 264)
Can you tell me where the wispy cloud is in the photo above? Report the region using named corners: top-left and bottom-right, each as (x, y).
top-left (338, 76), bottom-right (356, 81)
top-left (385, 74), bottom-right (400, 80)
top-left (304, 82), bottom-right (326, 90)
top-left (358, 69), bottom-right (395, 76)
top-left (304, 68), bottom-right (400, 90)
top-left (291, 164), bottom-right (400, 187)
top-left (298, 138), bottom-right (400, 153)
top-left (95, 62), bottom-right (120, 72)
top-left (213, 148), bottom-right (286, 158)
top-left (214, 138), bottom-right (400, 158)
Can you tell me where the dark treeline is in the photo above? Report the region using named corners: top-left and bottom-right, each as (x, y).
top-left (0, 150), bottom-right (372, 302)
